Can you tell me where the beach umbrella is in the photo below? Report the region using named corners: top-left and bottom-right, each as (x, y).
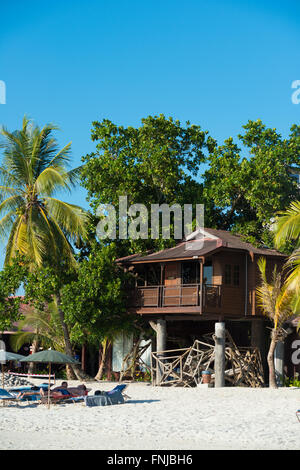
top-left (0, 350), bottom-right (26, 389)
top-left (20, 349), bottom-right (80, 408)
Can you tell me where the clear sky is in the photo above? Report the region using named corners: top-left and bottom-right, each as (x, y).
top-left (0, 0), bottom-right (300, 263)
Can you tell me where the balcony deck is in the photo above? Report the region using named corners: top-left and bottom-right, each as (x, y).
top-left (130, 284), bottom-right (222, 315)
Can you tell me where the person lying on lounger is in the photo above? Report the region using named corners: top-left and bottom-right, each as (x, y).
top-left (66, 384), bottom-right (90, 396)
top-left (40, 383), bottom-right (90, 399)
top-left (51, 381), bottom-right (68, 392)
top-left (39, 387), bottom-right (71, 400)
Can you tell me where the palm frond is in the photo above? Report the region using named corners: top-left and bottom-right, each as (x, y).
top-left (44, 197), bottom-right (89, 241)
top-left (256, 256), bottom-right (295, 329)
top-left (274, 200), bottom-right (300, 249)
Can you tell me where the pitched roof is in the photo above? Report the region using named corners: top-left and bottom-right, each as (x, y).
top-left (117, 228), bottom-right (286, 264)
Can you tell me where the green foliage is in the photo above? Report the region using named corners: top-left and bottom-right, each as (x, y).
top-left (273, 200), bottom-right (300, 315)
top-left (283, 376), bottom-right (300, 387)
top-left (203, 120), bottom-right (300, 245)
top-left (0, 256), bottom-right (27, 331)
top-left (10, 301), bottom-right (65, 352)
top-left (256, 257), bottom-right (294, 329)
top-left (81, 114), bottom-right (215, 253)
top-left (61, 243), bottom-right (145, 346)
top-left (0, 116), bottom-right (89, 269)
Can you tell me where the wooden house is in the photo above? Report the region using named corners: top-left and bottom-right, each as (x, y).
top-left (117, 228), bottom-right (300, 381)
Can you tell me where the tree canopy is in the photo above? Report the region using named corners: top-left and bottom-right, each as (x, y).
top-left (81, 115), bottom-right (300, 250)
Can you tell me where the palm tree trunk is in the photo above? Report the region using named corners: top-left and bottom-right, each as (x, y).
top-left (267, 329), bottom-right (278, 388)
top-left (55, 293), bottom-right (89, 381)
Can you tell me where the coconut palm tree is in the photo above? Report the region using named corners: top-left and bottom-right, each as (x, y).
top-left (256, 257), bottom-right (295, 388)
top-left (0, 116), bottom-right (89, 267)
top-left (0, 116), bottom-right (90, 378)
top-left (273, 200), bottom-right (300, 315)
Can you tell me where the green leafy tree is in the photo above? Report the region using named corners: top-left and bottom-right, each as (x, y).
top-left (0, 256), bottom-right (27, 331)
top-left (81, 114), bottom-right (216, 253)
top-left (61, 243), bottom-right (147, 379)
top-left (23, 264), bottom-right (87, 379)
top-left (203, 120), bottom-right (300, 245)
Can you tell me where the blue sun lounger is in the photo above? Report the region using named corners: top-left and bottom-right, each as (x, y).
top-left (107, 384), bottom-right (128, 395)
top-left (84, 384), bottom-right (128, 407)
top-left (0, 388), bottom-right (22, 403)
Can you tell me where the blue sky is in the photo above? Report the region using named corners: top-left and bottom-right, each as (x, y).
top-left (0, 0), bottom-right (300, 262)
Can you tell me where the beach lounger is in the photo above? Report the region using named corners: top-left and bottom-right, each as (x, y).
top-left (107, 384), bottom-right (130, 399)
top-left (84, 384), bottom-right (128, 407)
top-left (39, 388), bottom-right (75, 405)
top-left (84, 390), bottom-right (124, 407)
top-left (0, 387), bottom-right (43, 403)
top-left (8, 384), bottom-right (50, 401)
top-left (0, 388), bottom-right (21, 404)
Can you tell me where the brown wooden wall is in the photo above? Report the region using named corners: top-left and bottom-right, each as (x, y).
top-left (131, 250), bottom-right (286, 318)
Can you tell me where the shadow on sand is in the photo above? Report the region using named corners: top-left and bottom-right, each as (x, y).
top-left (126, 399), bottom-right (160, 404)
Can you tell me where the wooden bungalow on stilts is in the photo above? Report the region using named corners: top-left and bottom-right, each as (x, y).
top-left (117, 228), bottom-right (300, 386)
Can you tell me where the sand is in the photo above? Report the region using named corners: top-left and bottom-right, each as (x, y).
top-left (0, 379), bottom-right (299, 450)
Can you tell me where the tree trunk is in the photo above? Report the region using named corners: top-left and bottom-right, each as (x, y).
top-left (55, 293), bottom-right (90, 381)
top-left (267, 329), bottom-right (278, 388)
top-left (28, 338), bottom-right (38, 375)
top-left (95, 338), bottom-right (110, 381)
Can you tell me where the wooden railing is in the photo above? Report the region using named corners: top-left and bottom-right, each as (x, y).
top-left (132, 284), bottom-right (221, 309)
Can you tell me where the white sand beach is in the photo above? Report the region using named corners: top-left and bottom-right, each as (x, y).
top-left (0, 379), bottom-right (299, 450)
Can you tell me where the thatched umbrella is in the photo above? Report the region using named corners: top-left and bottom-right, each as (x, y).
top-left (20, 349), bottom-right (80, 408)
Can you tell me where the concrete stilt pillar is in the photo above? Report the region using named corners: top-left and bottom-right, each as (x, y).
top-left (156, 318), bottom-right (166, 385)
top-left (214, 322), bottom-right (225, 387)
top-left (149, 318), bottom-right (167, 385)
top-left (156, 318), bottom-right (166, 352)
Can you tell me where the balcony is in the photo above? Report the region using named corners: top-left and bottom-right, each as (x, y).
top-left (131, 284), bottom-right (222, 313)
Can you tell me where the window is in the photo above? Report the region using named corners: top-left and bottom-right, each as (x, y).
top-left (136, 270), bottom-right (146, 286)
top-left (233, 265), bottom-right (240, 286)
top-left (181, 262), bottom-right (200, 284)
top-left (224, 264), bottom-right (240, 286)
top-left (147, 265), bottom-right (161, 286)
top-left (203, 260), bottom-right (213, 284)
top-left (225, 264), bottom-right (231, 285)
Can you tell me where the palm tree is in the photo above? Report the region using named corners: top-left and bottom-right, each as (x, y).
top-left (0, 116), bottom-right (89, 378)
top-left (0, 116), bottom-right (88, 267)
top-left (10, 302), bottom-right (65, 353)
top-left (256, 258), bottom-right (294, 388)
top-left (273, 200), bottom-right (300, 316)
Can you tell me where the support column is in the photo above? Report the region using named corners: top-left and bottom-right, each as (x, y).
top-left (214, 321), bottom-right (225, 387)
top-left (149, 318), bottom-right (166, 385)
top-left (156, 318), bottom-right (166, 352)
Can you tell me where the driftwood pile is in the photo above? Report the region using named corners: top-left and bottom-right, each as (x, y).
top-left (151, 330), bottom-right (265, 388)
